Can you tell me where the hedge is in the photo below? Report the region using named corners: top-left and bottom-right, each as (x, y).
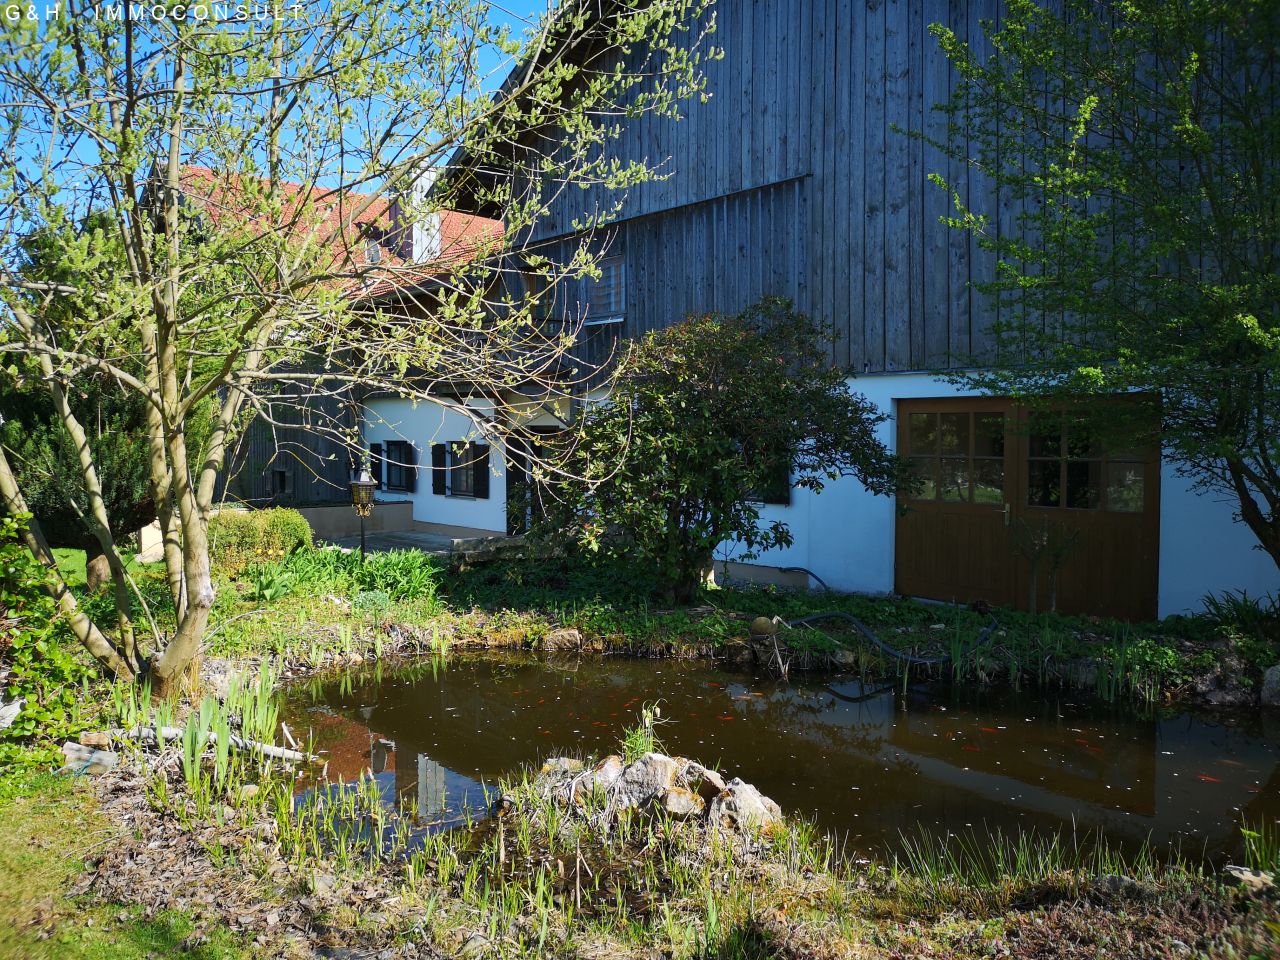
top-left (208, 508), bottom-right (313, 577)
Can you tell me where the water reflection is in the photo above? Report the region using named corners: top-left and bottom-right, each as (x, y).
top-left (283, 654), bottom-right (1280, 862)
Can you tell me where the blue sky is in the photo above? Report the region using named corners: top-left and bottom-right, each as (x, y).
top-left (5, 0), bottom-right (575, 221)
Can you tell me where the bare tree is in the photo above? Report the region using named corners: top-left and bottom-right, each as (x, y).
top-left (0, 0), bottom-right (715, 693)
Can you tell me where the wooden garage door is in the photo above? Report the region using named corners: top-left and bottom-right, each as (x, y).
top-left (894, 398), bottom-right (1160, 621)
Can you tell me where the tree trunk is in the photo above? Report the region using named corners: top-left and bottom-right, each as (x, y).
top-left (84, 540), bottom-right (111, 593)
top-left (1227, 460), bottom-right (1280, 573)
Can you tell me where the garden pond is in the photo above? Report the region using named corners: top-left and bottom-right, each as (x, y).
top-left (282, 652), bottom-right (1280, 864)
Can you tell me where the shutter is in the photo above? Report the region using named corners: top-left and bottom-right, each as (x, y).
top-left (431, 444), bottom-right (447, 495)
top-left (369, 443), bottom-right (384, 489)
top-left (405, 443), bottom-right (418, 493)
top-left (473, 444), bottom-right (491, 500)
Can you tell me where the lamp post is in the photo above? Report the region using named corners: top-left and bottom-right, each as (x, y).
top-left (350, 468), bottom-right (377, 563)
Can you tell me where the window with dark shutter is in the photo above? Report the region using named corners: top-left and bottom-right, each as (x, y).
top-left (384, 440), bottom-right (416, 492)
top-left (369, 443), bottom-right (384, 489)
top-left (403, 443), bottom-right (418, 493)
top-left (448, 442), bottom-right (475, 497)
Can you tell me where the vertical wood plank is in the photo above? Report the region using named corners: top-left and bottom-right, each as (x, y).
top-left (968, 0), bottom-right (998, 363)
top-left (947, 0), bottom-right (972, 365)
top-left (863, 0), bottom-right (887, 374)
top-left (884, 0), bottom-right (912, 371)
top-left (907, 0), bottom-right (925, 369)
top-left (922, 0), bottom-right (952, 369)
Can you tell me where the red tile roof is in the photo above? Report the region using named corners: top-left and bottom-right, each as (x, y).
top-left (174, 166), bottom-right (502, 298)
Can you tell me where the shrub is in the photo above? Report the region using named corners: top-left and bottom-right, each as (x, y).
top-left (280, 546), bottom-right (355, 593)
top-left (542, 298), bottom-right (910, 603)
top-left (355, 550), bottom-right (440, 604)
top-left (0, 514), bottom-right (93, 771)
top-left (251, 545), bottom-right (440, 605)
top-left (208, 508), bottom-right (313, 577)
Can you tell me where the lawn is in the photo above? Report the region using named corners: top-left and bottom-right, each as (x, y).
top-left (49, 549), bottom-right (87, 591)
top-left (0, 774), bottom-right (250, 960)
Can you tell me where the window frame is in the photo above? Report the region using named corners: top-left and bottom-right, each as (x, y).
top-left (904, 409), bottom-right (1007, 506)
top-left (383, 440), bottom-right (415, 493)
top-left (583, 256), bottom-right (625, 327)
top-left (448, 442), bottom-right (477, 498)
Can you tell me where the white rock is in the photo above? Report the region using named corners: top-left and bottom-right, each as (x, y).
top-left (683, 760), bottom-right (727, 802)
top-left (1261, 665), bottom-right (1280, 708)
top-left (1224, 864), bottom-right (1274, 894)
top-left (611, 753), bottom-right (680, 809)
top-left (707, 777), bottom-right (781, 831)
top-left (658, 786), bottom-right (705, 818)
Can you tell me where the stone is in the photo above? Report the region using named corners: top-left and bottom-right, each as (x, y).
top-left (542, 628), bottom-right (583, 652)
top-left (1261, 665), bottom-right (1280, 708)
top-left (658, 786), bottom-right (704, 818)
top-left (578, 755), bottom-right (624, 797)
top-left (683, 761), bottom-right (727, 803)
top-left (612, 753), bottom-right (680, 809)
top-left (1223, 864), bottom-right (1274, 894)
top-left (707, 777), bottom-right (781, 831)
top-left (539, 757), bottom-right (584, 777)
top-left (458, 933), bottom-right (491, 958)
top-left (200, 657), bottom-right (243, 702)
top-left (1095, 873), bottom-right (1143, 898)
top-left (748, 616), bottom-right (777, 638)
top-left (79, 731), bottom-right (112, 750)
top-left (58, 741), bottom-right (118, 776)
top-left (830, 648), bottom-right (859, 669)
top-left (237, 784), bottom-right (261, 804)
top-left (308, 870), bottom-right (337, 896)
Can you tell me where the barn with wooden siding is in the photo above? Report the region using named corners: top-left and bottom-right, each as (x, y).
top-left (362, 0), bottom-right (1278, 619)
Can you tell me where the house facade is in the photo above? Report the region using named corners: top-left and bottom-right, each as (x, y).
top-left (360, 0), bottom-right (1278, 619)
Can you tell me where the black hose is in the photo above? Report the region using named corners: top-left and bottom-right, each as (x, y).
top-left (776, 565), bottom-right (831, 592)
top-left (780, 611), bottom-right (1000, 667)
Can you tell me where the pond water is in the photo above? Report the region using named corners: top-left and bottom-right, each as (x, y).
top-left (282, 653), bottom-right (1280, 863)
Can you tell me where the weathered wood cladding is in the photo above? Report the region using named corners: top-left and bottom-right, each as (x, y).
top-left (526, 0), bottom-right (1001, 374)
top-left (220, 392), bottom-right (356, 507)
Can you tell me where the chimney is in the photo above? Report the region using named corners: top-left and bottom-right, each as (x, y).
top-left (391, 167), bottom-right (441, 264)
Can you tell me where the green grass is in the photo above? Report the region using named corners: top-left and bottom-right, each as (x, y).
top-left (0, 774), bottom-right (251, 960)
top-left (50, 548), bottom-right (87, 590)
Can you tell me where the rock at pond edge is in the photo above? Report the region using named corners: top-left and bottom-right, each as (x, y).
top-left (1261, 665), bottom-right (1280, 708)
top-left (707, 777), bottom-right (782, 832)
top-left (659, 786), bottom-right (705, 818)
top-left (612, 753), bottom-right (681, 809)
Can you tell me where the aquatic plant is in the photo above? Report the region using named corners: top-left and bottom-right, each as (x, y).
top-left (1241, 819), bottom-right (1280, 872)
top-left (620, 701), bottom-right (668, 763)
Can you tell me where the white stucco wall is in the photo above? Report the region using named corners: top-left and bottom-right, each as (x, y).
top-left (724, 373), bottom-right (1278, 619)
top-left (362, 397), bottom-right (507, 534)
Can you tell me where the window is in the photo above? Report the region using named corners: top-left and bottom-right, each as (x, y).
top-left (1026, 415), bottom-right (1145, 513)
top-left (907, 410), bottom-right (1006, 504)
top-left (523, 270), bottom-right (551, 324)
top-left (431, 442), bottom-right (490, 499)
top-left (746, 445), bottom-right (791, 505)
top-left (365, 239), bottom-right (382, 264)
top-left (584, 257), bottom-right (625, 326)
top-left (272, 469), bottom-right (291, 496)
top-left (383, 440), bottom-right (417, 492)
top-left (449, 442), bottom-right (475, 497)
